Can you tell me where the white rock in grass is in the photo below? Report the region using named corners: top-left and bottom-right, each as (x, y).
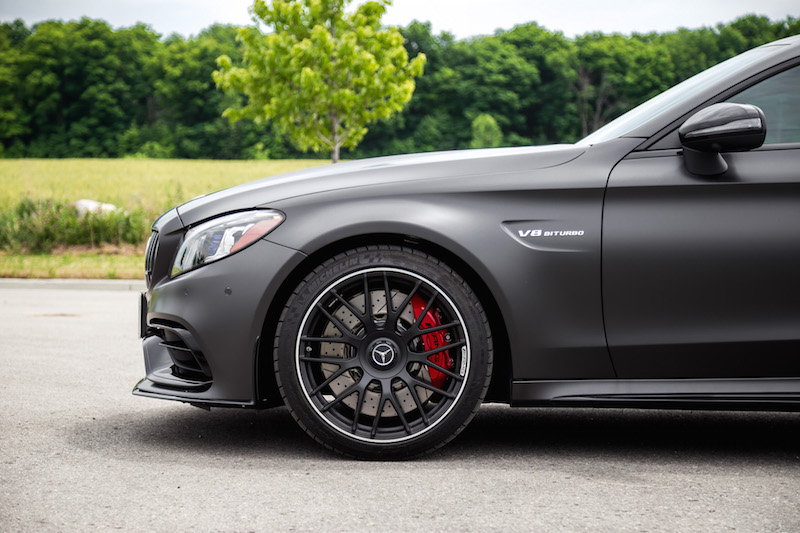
top-left (73, 199), bottom-right (120, 216)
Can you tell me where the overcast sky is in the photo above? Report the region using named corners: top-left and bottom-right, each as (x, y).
top-left (1, 0), bottom-right (798, 39)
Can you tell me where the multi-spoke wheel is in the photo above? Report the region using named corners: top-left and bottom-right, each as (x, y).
top-left (274, 246), bottom-right (492, 459)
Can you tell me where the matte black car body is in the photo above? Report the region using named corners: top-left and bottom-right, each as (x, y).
top-left (135, 36), bottom-right (800, 457)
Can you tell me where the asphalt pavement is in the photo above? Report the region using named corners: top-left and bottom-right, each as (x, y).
top-left (1, 280), bottom-right (799, 532)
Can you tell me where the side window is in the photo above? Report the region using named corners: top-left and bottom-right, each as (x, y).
top-left (727, 65), bottom-right (800, 144)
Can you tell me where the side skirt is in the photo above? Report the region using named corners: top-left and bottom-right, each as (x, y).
top-left (511, 378), bottom-right (800, 411)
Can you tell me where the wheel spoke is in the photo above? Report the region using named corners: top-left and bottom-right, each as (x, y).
top-left (309, 365), bottom-right (351, 396)
top-left (299, 355), bottom-right (359, 368)
top-left (300, 335), bottom-right (359, 348)
top-left (408, 376), bottom-right (458, 399)
top-left (412, 292), bottom-right (438, 330)
top-left (315, 302), bottom-right (362, 342)
top-left (414, 319), bottom-right (461, 336)
top-left (370, 396), bottom-right (387, 439)
top-left (388, 387), bottom-right (412, 435)
top-left (363, 273), bottom-right (375, 327)
top-left (388, 279), bottom-right (422, 329)
top-left (403, 377), bottom-right (431, 425)
top-left (320, 379), bottom-right (363, 413)
top-left (383, 272), bottom-right (393, 314)
top-left (420, 357), bottom-right (466, 381)
top-left (351, 390), bottom-right (367, 433)
top-left (398, 318), bottom-right (461, 344)
top-left (410, 340), bottom-right (467, 361)
top-left (330, 288), bottom-right (367, 324)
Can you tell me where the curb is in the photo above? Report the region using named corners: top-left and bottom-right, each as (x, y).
top-left (0, 278), bottom-right (146, 292)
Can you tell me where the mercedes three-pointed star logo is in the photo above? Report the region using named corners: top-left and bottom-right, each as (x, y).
top-left (371, 341), bottom-right (396, 367)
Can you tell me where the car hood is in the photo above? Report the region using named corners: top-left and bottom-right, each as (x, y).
top-left (176, 144), bottom-right (585, 226)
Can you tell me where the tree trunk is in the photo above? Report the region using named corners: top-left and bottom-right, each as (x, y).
top-left (331, 114), bottom-right (340, 163)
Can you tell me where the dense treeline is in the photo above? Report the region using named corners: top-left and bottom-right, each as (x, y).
top-left (1, 15), bottom-right (798, 159)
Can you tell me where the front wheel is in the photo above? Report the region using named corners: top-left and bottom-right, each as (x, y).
top-left (274, 246), bottom-right (492, 459)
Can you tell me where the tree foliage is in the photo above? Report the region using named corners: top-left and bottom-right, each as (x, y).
top-left (0, 14), bottom-right (797, 160)
top-left (213, 0), bottom-right (426, 162)
top-left (575, 33), bottom-right (674, 136)
top-left (470, 114), bottom-right (503, 148)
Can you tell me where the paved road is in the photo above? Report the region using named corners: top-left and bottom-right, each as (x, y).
top-left (1, 281), bottom-right (799, 532)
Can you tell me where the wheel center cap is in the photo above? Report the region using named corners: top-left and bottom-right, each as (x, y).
top-left (369, 339), bottom-right (400, 368)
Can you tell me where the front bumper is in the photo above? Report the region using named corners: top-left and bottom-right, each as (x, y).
top-left (133, 237), bottom-right (306, 407)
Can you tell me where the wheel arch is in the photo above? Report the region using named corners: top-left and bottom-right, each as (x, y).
top-left (256, 232), bottom-right (512, 407)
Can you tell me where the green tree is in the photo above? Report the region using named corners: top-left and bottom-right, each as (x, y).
top-left (354, 21), bottom-right (456, 156)
top-left (500, 23), bottom-right (580, 143)
top-left (470, 114), bottom-right (503, 148)
top-left (0, 20), bottom-right (31, 153)
top-left (651, 27), bottom-right (722, 83)
top-left (214, 0), bottom-right (426, 162)
top-left (2, 14), bottom-right (797, 160)
top-left (5, 19), bottom-right (161, 157)
top-left (575, 33), bottom-right (673, 136)
top-left (447, 37), bottom-right (539, 143)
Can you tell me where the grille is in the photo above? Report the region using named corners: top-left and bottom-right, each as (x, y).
top-left (144, 230), bottom-right (159, 288)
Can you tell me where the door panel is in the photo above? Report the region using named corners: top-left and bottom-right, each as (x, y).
top-left (603, 148), bottom-right (800, 378)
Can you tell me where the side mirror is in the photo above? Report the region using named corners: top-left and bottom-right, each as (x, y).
top-left (679, 103), bottom-right (766, 176)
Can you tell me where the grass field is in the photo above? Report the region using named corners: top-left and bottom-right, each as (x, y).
top-left (0, 251), bottom-right (145, 279)
top-left (0, 158), bottom-right (330, 212)
top-left (0, 158), bottom-right (330, 279)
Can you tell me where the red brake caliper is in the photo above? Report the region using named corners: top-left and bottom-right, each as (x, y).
top-left (411, 295), bottom-right (453, 389)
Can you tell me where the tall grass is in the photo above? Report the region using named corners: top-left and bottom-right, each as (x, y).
top-left (0, 198), bottom-right (149, 252)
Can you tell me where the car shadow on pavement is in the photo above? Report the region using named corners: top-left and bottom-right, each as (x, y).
top-left (446, 404), bottom-right (800, 465)
top-left (69, 403), bottom-right (800, 464)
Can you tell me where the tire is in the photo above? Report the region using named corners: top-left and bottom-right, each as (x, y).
top-left (274, 246), bottom-right (492, 460)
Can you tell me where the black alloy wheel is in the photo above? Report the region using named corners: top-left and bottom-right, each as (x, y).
top-left (274, 246), bottom-right (492, 459)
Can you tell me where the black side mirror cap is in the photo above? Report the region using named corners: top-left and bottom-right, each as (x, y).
top-left (679, 103), bottom-right (766, 176)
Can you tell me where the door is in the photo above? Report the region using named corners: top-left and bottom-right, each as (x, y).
top-left (602, 65), bottom-right (800, 379)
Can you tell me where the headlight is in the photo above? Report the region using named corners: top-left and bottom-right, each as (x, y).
top-left (171, 210), bottom-right (285, 277)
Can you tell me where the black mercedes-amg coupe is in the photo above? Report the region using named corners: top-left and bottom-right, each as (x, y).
top-left (135, 35), bottom-right (800, 459)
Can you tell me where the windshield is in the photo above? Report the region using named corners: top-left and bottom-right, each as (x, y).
top-left (576, 45), bottom-right (781, 146)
